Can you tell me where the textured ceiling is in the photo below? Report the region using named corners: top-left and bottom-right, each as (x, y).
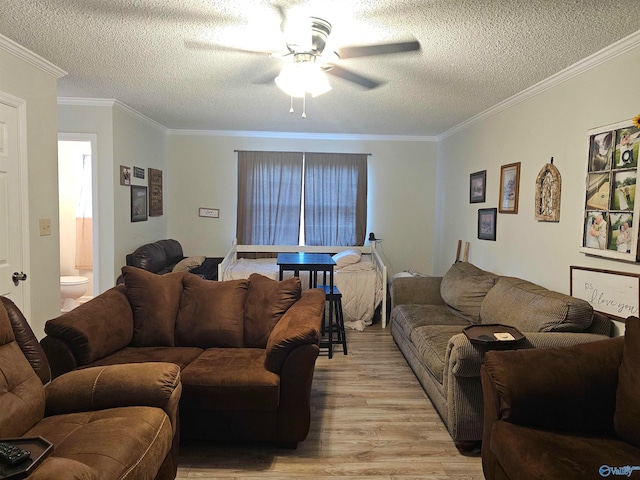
top-left (1, 1), bottom-right (639, 136)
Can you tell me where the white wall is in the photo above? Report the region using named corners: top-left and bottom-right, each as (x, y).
top-left (112, 105), bottom-right (168, 276)
top-left (58, 102), bottom-right (168, 288)
top-left (436, 41), bottom-right (640, 335)
top-left (167, 133), bottom-right (437, 276)
top-left (58, 103), bottom-right (116, 292)
top-left (0, 40), bottom-right (63, 337)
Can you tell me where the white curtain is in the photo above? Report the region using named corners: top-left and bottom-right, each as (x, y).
top-left (75, 154), bottom-right (92, 270)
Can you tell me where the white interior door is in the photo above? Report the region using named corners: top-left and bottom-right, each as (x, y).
top-left (0, 98), bottom-right (26, 310)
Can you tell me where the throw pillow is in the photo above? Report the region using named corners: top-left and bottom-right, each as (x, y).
top-left (480, 277), bottom-right (593, 332)
top-left (614, 316), bottom-right (640, 447)
top-left (176, 276), bottom-right (249, 348)
top-left (332, 249), bottom-right (361, 268)
top-left (244, 273), bottom-right (302, 348)
top-left (172, 255), bottom-right (206, 272)
top-left (440, 262), bottom-right (499, 323)
top-left (122, 266), bottom-right (186, 347)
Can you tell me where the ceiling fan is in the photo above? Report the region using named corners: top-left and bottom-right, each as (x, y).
top-left (185, 5), bottom-right (420, 116)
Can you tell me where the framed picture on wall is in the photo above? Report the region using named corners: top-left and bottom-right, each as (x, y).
top-left (470, 170), bottom-right (486, 203)
top-left (499, 162), bottom-right (520, 213)
top-left (131, 185), bottom-right (147, 222)
top-left (120, 165), bottom-right (131, 186)
top-left (478, 208), bottom-right (497, 241)
top-left (580, 116), bottom-right (640, 261)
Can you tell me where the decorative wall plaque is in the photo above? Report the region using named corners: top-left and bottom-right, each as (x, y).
top-left (148, 168), bottom-right (163, 217)
top-left (534, 159), bottom-right (561, 222)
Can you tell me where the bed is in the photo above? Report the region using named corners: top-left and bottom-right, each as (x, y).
top-left (218, 240), bottom-right (388, 330)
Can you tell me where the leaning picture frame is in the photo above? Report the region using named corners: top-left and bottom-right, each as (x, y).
top-left (478, 208), bottom-right (497, 241)
top-left (131, 185), bottom-right (148, 222)
top-left (499, 162), bottom-right (520, 213)
top-left (470, 170), bottom-right (486, 203)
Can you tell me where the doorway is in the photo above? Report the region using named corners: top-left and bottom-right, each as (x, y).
top-left (57, 134), bottom-right (99, 301)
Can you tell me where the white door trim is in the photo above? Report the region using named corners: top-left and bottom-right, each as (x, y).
top-left (58, 133), bottom-right (100, 296)
top-left (0, 90), bottom-right (30, 319)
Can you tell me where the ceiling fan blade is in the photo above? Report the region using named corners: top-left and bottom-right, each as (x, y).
top-left (251, 68), bottom-right (280, 85)
top-left (184, 40), bottom-right (271, 56)
top-left (326, 65), bottom-right (383, 89)
top-left (337, 40), bottom-right (420, 59)
top-left (273, 4), bottom-right (288, 33)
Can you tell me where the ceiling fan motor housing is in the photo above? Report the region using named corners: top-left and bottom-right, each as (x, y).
top-left (286, 17), bottom-right (332, 55)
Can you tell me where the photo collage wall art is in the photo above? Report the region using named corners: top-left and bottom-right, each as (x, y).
top-left (581, 117), bottom-right (640, 261)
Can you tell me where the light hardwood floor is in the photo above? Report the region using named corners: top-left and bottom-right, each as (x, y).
top-left (177, 323), bottom-right (485, 479)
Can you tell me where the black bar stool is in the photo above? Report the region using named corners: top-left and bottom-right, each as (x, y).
top-left (319, 284), bottom-right (347, 359)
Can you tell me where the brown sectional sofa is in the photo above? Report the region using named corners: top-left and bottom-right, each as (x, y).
top-left (481, 317), bottom-right (640, 480)
top-left (41, 267), bottom-right (325, 447)
top-left (0, 296), bottom-right (181, 480)
top-left (390, 261), bottom-right (613, 450)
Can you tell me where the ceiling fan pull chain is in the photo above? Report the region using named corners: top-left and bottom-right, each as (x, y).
top-left (302, 94), bottom-right (307, 119)
top-left (289, 96), bottom-right (294, 114)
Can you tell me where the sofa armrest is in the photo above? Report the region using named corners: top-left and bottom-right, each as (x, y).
top-left (447, 331), bottom-right (613, 379)
top-left (45, 362), bottom-right (182, 420)
top-left (390, 276), bottom-right (444, 309)
top-left (482, 336), bottom-right (624, 434)
top-left (43, 285), bottom-right (133, 368)
top-left (265, 288), bottom-right (324, 374)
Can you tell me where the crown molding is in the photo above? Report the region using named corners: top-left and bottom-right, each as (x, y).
top-left (168, 128), bottom-right (437, 142)
top-left (0, 33), bottom-right (67, 78)
top-left (57, 97), bottom-right (167, 133)
top-left (439, 29), bottom-right (640, 140)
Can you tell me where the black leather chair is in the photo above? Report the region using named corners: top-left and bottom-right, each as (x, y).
top-left (117, 239), bottom-right (222, 283)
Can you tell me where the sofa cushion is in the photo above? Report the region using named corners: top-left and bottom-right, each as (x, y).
top-left (392, 304), bottom-right (471, 340)
top-left (44, 286), bottom-right (133, 365)
top-left (480, 277), bottom-right (593, 332)
top-left (176, 276), bottom-right (248, 348)
top-left (82, 346), bottom-right (203, 371)
top-left (409, 325), bottom-right (467, 384)
top-left (26, 406), bottom-right (173, 480)
top-left (265, 289), bottom-right (324, 374)
top-left (614, 316), bottom-right (640, 448)
top-left (244, 274), bottom-right (302, 348)
top-left (172, 255), bottom-right (205, 272)
top-left (490, 421), bottom-right (640, 480)
top-left (180, 348), bottom-right (280, 410)
top-left (122, 266), bottom-right (186, 347)
top-left (440, 262), bottom-right (499, 323)
top-left (128, 242), bottom-right (167, 273)
top-left (0, 309), bottom-right (46, 437)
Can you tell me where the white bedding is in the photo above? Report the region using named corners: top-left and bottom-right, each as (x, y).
top-left (222, 256), bottom-right (383, 330)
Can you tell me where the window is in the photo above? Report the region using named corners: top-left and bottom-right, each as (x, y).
top-left (237, 151), bottom-right (303, 245)
top-left (237, 151), bottom-right (367, 246)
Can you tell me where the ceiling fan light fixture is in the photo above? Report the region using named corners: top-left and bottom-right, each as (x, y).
top-left (275, 60), bottom-right (332, 98)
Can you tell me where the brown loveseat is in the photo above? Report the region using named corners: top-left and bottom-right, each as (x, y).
top-left (41, 267), bottom-right (325, 447)
top-left (0, 296), bottom-right (181, 480)
top-left (481, 317), bottom-right (640, 480)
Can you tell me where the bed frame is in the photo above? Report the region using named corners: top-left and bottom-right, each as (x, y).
top-left (218, 239), bottom-right (388, 328)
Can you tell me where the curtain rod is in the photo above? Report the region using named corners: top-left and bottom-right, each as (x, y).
top-left (234, 150), bottom-right (371, 155)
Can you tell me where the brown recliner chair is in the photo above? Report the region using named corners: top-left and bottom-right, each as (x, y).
top-left (481, 316), bottom-right (640, 480)
top-left (0, 297), bottom-right (182, 480)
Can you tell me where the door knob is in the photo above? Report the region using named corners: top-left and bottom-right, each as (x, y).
top-left (12, 272), bottom-right (27, 286)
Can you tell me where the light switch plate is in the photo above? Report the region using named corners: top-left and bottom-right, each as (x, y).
top-left (39, 218), bottom-right (51, 236)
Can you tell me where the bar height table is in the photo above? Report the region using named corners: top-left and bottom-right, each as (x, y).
top-left (277, 253), bottom-right (337, 357)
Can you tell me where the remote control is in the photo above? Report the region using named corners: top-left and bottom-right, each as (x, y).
top-left (0, 441), bottom-right (31, 465)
